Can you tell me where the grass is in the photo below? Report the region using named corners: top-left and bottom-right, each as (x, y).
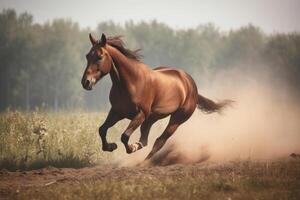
top-left (1, 110), bottom-right (300, 199)
top-left (9, 160), bottom-right (300, 200)
top-left (0, 110), bottom-right (126, 171)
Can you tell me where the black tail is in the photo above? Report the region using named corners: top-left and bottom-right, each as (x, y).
top-left (197, 94), bottom-right (233, 114)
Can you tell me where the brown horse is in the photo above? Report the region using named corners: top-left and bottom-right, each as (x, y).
top-left (81, 33), bottom-right (232, 162)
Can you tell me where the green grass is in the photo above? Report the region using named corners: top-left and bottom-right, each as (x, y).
top-left (0, 110), bottom-right (126, 171)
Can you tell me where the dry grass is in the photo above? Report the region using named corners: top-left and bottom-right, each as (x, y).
top-left (1, 111), bottom-right (300, 199)
top-left (0, 110), bottom-right (125, 171)
top-left (3, 160), bottom-right (299, 200)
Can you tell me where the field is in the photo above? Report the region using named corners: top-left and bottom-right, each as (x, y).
top-left (0, 111), bottom-right (129, 170)
top-left (0, 111), bottom-right (300, 199)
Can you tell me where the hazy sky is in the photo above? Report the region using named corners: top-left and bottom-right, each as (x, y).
top-left (1, 0), bottom-right (300, 33)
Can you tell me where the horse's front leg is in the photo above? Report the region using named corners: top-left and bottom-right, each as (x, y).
top-left (121, 110), bottom-right (145, 154)
top-left (99, 109), bottom-right (123, 152)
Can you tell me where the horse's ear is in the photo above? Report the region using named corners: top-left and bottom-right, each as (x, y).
top-left (100, 33), bottom-right (107, 46)
top-left (89, 33), bottom-right (97, 45)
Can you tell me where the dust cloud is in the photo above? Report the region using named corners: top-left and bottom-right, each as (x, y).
top-left (117, 68), bottom-right (300, 166)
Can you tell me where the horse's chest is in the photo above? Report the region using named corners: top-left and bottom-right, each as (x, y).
top-left (109, 87), bottom-right (137, 117)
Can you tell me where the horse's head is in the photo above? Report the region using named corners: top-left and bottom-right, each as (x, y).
top-left (81, 33), bottom-right (113, 90)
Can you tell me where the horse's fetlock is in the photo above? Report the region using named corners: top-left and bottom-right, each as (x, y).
top-left (140, 140), bottom-right (148, 147)
top-left (121, 133), bottom-right (129, 144)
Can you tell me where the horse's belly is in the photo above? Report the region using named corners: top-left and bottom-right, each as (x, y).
top-left (152, 93), bottom-right (183, 114)
top-left (152, 103), bottom-right (179, 114)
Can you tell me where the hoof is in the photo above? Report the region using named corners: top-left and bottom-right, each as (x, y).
top-left (126, 142), bottom-right (143, 154)
top-left (102, 143), bottom-right (118, 152)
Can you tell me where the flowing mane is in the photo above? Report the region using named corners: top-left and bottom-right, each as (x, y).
top-left (107, 36), bottom-right (142, 61)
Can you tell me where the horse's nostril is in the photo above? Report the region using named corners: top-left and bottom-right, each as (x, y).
top-left (84, 79), bottom-right (90, 88)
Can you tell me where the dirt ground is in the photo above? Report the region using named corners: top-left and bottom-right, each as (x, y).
top-left (1, 159), bottom-right (300, 200)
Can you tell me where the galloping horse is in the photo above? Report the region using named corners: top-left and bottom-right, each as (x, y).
top-left (81, 33), bottom-right (232, 162)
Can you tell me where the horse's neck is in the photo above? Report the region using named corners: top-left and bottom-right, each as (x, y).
top-left (107, 46), bottom-right (145, 87)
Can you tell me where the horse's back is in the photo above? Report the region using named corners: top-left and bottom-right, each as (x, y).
top-left (153, 66), bottom-right (169, 71)
top-left (153, 66), bottom-right (187, 79)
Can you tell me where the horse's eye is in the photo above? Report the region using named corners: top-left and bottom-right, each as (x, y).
top-left (97, 55), bottom-right (102, 61)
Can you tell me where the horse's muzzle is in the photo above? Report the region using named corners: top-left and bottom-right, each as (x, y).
top-left (82, 75), bottom-right (98, 90)
top-left (81, 76), bottom-right (94, 90)
top-left (83, 79), bottom-right (92, 90)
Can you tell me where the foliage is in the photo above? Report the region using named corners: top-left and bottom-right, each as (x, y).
top-left (0, 9), bottom-right (300, 111)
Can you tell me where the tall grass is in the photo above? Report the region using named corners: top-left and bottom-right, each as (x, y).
top-left (0, 110), bottom-right (125, 171)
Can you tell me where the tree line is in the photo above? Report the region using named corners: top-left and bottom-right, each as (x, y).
top-left (0, 9), bottom-right (299, 111)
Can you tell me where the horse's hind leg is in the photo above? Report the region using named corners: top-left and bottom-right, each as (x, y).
top-left (144, 111), bottom-right (192, 161)
top-left (99, 109), bottom-right (123, 152)
top-left (139, 115), bottom-right (161, 147)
